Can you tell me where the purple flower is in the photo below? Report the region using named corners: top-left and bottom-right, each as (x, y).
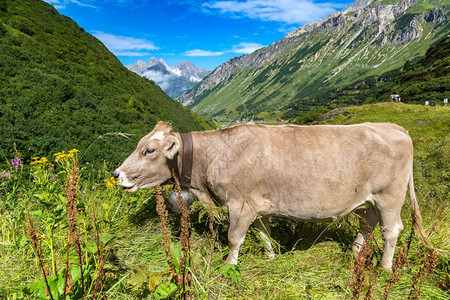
top-left (51, 176), bottom-right (57, 181)
top-left (11, 158), bottom-right (23, 170)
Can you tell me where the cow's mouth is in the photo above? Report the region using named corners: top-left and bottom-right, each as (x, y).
top-left (126, 185), bottom-right (139, 193)
top-left (113, 169), bottom-right (138, 192)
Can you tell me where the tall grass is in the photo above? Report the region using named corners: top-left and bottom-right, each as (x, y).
top-left (0, 103), bottom-right (448, 299)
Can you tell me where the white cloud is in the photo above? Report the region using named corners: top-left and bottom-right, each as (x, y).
top-left (184, 49), bottom-right (225, 57)
top-left (113, 51), bottom-right (155, 57)
top-left (141, 70), bottom-right (174, 91)
top-left (184, 42), bottom-right (265, 58)
top-left (92, 31), bottom-right (159, 56)
top-left (44, 0), bottom-right (96, 9)
top-left (204, 0), bottom-right (347, 24)
top-left (229, 42), bottom-right (265, 54)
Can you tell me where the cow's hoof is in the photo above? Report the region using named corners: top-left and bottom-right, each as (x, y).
top-left (265, 250), bottom-right (275, 259)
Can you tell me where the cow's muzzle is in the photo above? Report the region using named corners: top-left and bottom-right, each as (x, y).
top-left (112, 169), bottom-right (138, 192)
top-left (111, 170), bottom-right (120, 180)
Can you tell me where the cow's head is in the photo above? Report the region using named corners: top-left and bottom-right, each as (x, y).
top-left (112, 121), bottom-right (180, 192)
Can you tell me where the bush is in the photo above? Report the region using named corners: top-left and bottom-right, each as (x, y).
top-left (292, 107), bottom-right (330, 125)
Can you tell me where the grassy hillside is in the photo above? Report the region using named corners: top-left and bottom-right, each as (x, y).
top-left (0, 0), bottom-right (214, 167)
top-left (285, 36), bottom-right (449, 119)
top-left (1, 103), bottom-right (448, 299)
top-left (187, 1), bottom-right (449, 122)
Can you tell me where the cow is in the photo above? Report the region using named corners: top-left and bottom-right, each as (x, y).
top-left (112, 121), bottom-right (432, 269)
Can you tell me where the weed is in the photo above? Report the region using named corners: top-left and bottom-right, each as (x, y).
top-left (131, 182), bottom-right (194, 299)
top-left (27, 216), bottom-right (54, 300)
top-left (91, 209), bottom-right (105, 298)
top-left (409, 249), bottom-right (438, 299)
top-left (63, 156), bottom-right (84, 299)
top-left (155, 186), bottom-right (174, 268)
top-left (1, 103), bottom-right (448, 299)
top-left (384, 243), bottom-right (409, 299)
top-left (173, 175), bottom-right (192, 298)
top-left (350, 239), bottom-right (374, 299)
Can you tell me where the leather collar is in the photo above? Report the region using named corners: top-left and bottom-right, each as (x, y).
top-left (167, 133), bottom-right (193, 189)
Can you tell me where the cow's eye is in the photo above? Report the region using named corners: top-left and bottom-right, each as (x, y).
top-left (144, 148), bottom-right (155, 156)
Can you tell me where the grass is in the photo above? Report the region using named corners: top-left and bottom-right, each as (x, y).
top-left (0, 103), bottom-right (449, 299)
top-left (188, 4), bottom-right (448, 122)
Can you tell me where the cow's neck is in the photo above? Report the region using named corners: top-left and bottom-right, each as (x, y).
top-left (175, 132), bottom-right (193, 189)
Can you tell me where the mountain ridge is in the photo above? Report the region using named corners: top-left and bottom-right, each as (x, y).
top-left (127, 58), bottom-right (210, 99)
top-left (179, 0), bottom-right (448, 121)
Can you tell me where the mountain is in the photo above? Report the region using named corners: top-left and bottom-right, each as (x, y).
top-left (0, 0), bottom-right (214, 166)
top-left (179, 0), bottom-right (449, 122)
top-left (286, 35), bottom-right (449, 119)
top-left (127, 58), bottom-right (211, 99)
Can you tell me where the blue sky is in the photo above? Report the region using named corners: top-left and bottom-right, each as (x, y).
top-left (44, 0), bottom-right (351, 70)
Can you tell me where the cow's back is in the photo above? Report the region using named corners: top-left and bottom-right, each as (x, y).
top-left (194, 122), bottom-right (413, 220)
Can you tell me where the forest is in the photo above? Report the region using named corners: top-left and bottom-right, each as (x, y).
top-left (0, 0), bottom-right (214, 169)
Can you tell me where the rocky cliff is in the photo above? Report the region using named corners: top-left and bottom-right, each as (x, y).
top-left (179, 0), bottom-right (448, 121)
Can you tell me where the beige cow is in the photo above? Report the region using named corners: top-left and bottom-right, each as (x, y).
top-left (113, 121), bottom-right (432, 269)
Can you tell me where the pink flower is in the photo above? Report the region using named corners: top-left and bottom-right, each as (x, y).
top-left (11, 158), bottom-right (23, 170)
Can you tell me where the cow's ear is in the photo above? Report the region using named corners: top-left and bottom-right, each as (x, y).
top-left (163, 135), bottom-right (180, 159)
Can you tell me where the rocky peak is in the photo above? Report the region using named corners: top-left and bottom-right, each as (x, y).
top-left (425, 7), bottom-right (446, 23)
top-left (126, 59), bottom-right (147, 74)
top-left (127, 58), bottom-right (211, 98)
top-left (342, 0), bottom-right (374, 14)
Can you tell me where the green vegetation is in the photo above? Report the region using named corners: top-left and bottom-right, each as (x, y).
top-left (0, 0), bottom-right (448, 299)
top-left (0, 0), bottom-right (215, 168)
top-left (1, 103), bottom-right (448, 299)
top-left (292, 107), bottom-right (330, 125)
top-left (188, 2), bottom-right (448, 122)
top-left (284, 36), bottom-right (449, 120)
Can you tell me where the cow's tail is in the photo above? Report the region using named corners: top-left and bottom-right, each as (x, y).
top-left (409, 167), bottom-right (434, 249)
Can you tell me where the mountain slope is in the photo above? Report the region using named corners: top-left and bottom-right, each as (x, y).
top-left (285, 35), bottom-right (449, 119)
top-left (127, 58), bottom-right (211, 99)
top-left (0, 0), bottom-right (214, 165)
top-left (180, 0), bottom-right (449, 122)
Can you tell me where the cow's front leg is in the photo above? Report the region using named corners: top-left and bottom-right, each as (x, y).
top-left (226, 202), bottom-right (256, 264)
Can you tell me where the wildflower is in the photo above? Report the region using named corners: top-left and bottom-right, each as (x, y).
top-left (51, 176), bottom-right (57, 181)
top-left (104, 177), bottom-right (118, 188)
top-left (69, 148), bottom-right (80, 154)
top-left (31, 157), bottom-right (54, 167)
top-left (0, 171), bottom-right (13, 180)
top-left (11, 158), bottom-right (23, 170)
top-left (53, 151), bottom-right (67, 162)
top-left (54, 148), bottom-right (80, 162)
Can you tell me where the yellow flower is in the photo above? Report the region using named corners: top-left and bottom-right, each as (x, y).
top-left (69, 149), bottom-right (80, 154)
top-left (31, 156), bottom-right (54, 166)
top-left (54, 149), bottom-right (80, 162)
top-left (53, 151), bottom-right (66, 162)
top-left (104, 176), bottom-right (118, 188)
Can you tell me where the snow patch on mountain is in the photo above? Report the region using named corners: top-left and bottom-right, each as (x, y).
top-left (127, 58), bottom-right (210, 99)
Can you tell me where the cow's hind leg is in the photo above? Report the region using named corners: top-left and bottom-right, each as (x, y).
top-left (226, 202), bottom-right (256, 264)
top-left (353, 207), bottom-right (379, 254)
top-left (379, 209), bottom-right (404, 269)
top-left (253, 216), bottom-right (275, 259)
top-left (377, 191), bottom-right (405, 270)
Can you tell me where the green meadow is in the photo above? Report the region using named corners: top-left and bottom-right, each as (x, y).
top-left (1, 103), bottom-right (448, 299)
